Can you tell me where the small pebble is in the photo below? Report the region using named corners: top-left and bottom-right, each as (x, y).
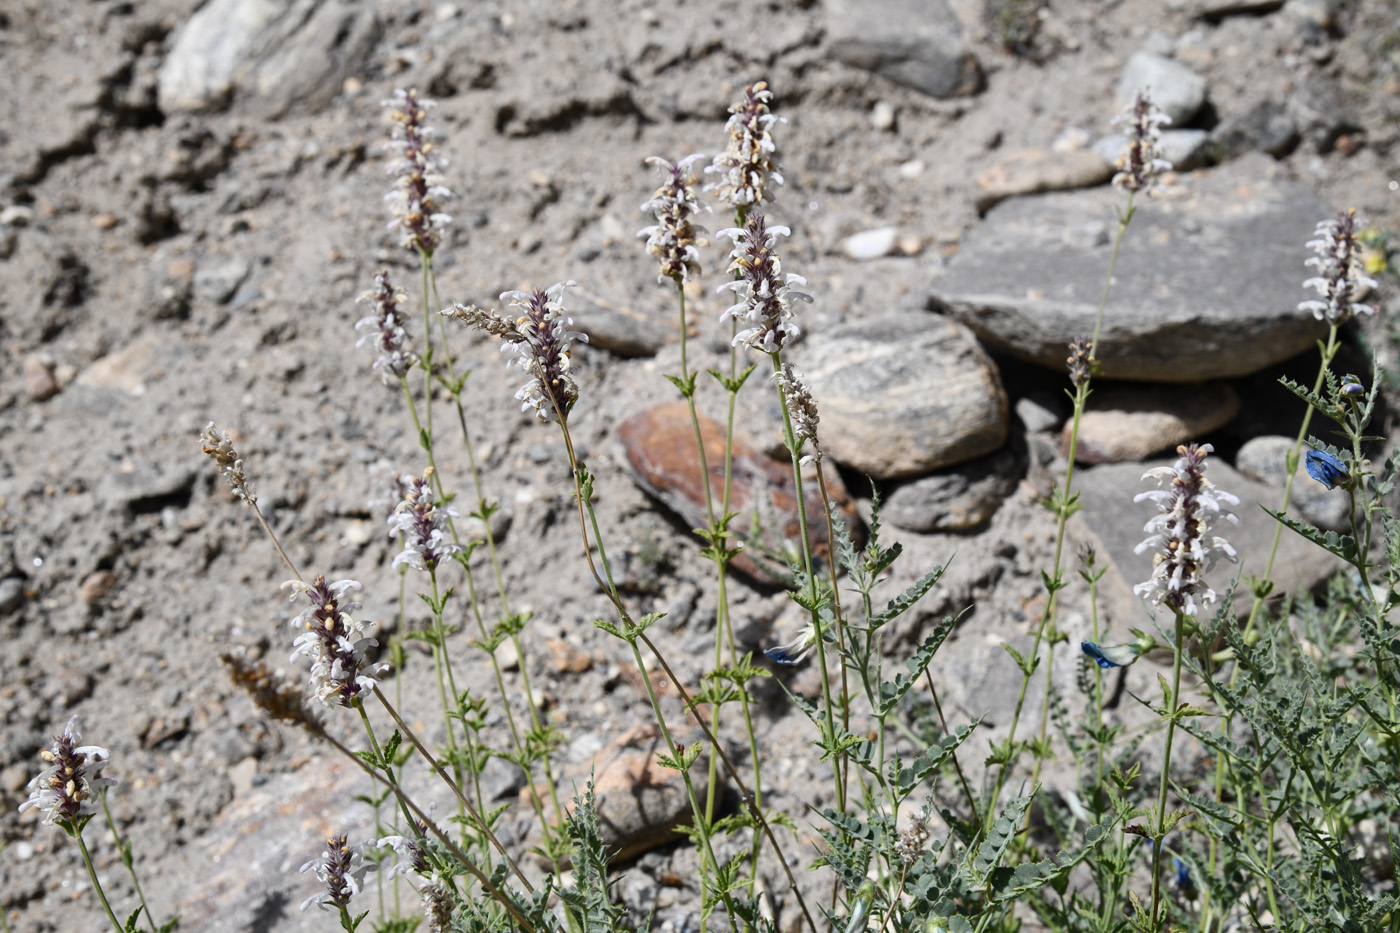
top-left (80, 570), bottom-right (117, 605)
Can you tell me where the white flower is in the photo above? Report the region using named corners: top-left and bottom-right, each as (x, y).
top-left (499, 281), bottom-right (588, 421)
top-left (18, 716), bottom-right (115, 824)
top-left (1133, 443), bottom-right (1239, 618)
top-left (285, 577), bottom-right (388, 707)
top-left (1299, 209), bottom-right (1377, 324)
top-left (716, 215), bottom-right (811, 354)
top-left (638, 153), bottom-right (709, 283)
top-left (705, 81), bottom-right (785, 211)
top-left (1111, 90), bottom-right (1173, 194)
top-left (300, 834), bottom-right (376, 911)
top-left (387, 468), bottom-right (463, 571)
top-left (355, 270), bottom-right (417, 382)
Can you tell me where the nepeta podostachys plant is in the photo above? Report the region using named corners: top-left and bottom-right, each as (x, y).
top-left (1111, 90), bottom-right (1173, 195)
top-left (384, 88), bottom-right (452, 257)
top-left (388, 468), bottom-right (463, 573)
top-left (717, 214), bottom-right (811, 354)
top-left (639, 153), bottom-right (709, 284)
top-left (706, 81), bottom-right (785, 213)
top-left (355, 270), bottom-right (418, 383)
top-left (1133, 443), bottom-right (1237, 931)
top-left (285, 576), bottom-right (388, 708)
top-left (500, 281), bottom-right (588, 422)
top-left (301, 833), bottom-right (377, 929)
top-left (1300, 208), bottom-right (1378, 325)
top-left (1134, 444), bottom-right (1240, 620)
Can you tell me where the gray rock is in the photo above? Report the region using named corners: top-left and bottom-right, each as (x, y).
top-left (1015, 392), bottom-right (1066, 433)
top-left (1211, 99), bottom-right (1298, 159)
top-left (931, 154), bottom-right (1333, 382)
top-left (0, 577), bottom-right (24, 615)
top-left (797, 312), bottom-right (1008, 479)
top-left (194, 258), bottom-right (251, 304)
top-left (826, 0), bottom-right (982, 99)
top-left (884, 442), bottom-right (1024, 533)
top-left (1070, 458), bottom-right (1338, 632)
top-left (1116, 52), bottom-right (1208, 126)
top-left (100, 460), bottom-right (198, 513)
top-left (1094, 128), bottom-right (1211, 172)
top-left (1236, 435), bottom-right (1351, 531)
top-left (1066, 382), bottom-right (1240, 464)
top-left (570, 288), bottom-right (674, 357)
top-left (840, 227), bottom-right (900, 260)
top-left (1287, 74), bottom-right (1356, 151)
top-left (159, 0), bottom-right (378, 118)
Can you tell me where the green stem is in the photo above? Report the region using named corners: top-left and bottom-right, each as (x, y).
top-left (72, 824), bottom-right (125, 933)
top-left (1149, 610), bottom-right (1187, 932)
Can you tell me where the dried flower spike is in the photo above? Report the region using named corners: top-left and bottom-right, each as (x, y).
top-left (1111, 90), bottom-right (1172, 194)
top-left (219, 647), bottom-right (326, 736)
top-left (18, 715), bottom-right (115, 825)
top-left (717, 213), bottom-right (811, 354)
top-left (1066, 335), bottom-right (1093, 388)
top-left (384, 88), bottom-right (452, 255)
top-left (706, 81), bottom-right (785, 211)
top-left (200, 421), bottom-right (256, 504)
top-left (355, 270), bottom-right (418, 382)
top-left (1133, 443), bottom-right (1239, 618)
top-left (300, 833), bottom-right (376, 912)
top-left (772, 363), bottom-right (822, 464)
top-left (285, 576), bottom-right (388, 707)
top-left (639, 154), bottom-right (710, 284)
top-left (1299, 208), bottom-right (1377, 324)
top-left (499, 281), bottom-right (588, 422)
top-left (894, 817), bottom-right (930, 864)
top-left (387, 467), bottom-right (463, 571)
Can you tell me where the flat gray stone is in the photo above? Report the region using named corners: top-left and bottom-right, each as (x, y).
top-left (1117, 51), bottom-right (1208, 126)
top-left (931, 154), bottom-right (1332, 382)
top-left (826, 0), bottom-right (982, 99)
top-left (159, 0), bottom-right (378, 118)
top-left (796, 312), bottom-right (1008, 479)
top-left (1070, 458), bottom-right (1338, 631)
top-left (884, 442), bottom-right (1024, 533)
top-left (975, 148), bottom-right (1113, 213)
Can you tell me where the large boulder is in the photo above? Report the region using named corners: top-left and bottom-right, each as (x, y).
top-left (930, 154), bottom-right (1333, 382)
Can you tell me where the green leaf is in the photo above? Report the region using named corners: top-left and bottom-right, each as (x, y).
top-left (971, 789), bottom-right (1036, 882)
top-left (989, 822), bottom-right (1110, 905)
top-left (874, 611), bottom-right (964, 716)
top-left (1263, 506), bottom-right (1358, 562)
top-left (868, 566), bottom-right (948, 630)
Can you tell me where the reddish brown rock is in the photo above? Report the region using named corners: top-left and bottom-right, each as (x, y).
top-left (79, 570), bottom-right (117, 605)
top-left (531, 724), bottom-right (709, 864)
top-left (617, 402), bottom-right (861, 585)
top-left (546, 638), bottom-right (594, 674)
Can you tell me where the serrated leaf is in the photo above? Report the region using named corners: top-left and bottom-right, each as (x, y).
top-left (875, 611), bottom-right (964, 715)
top-left (971, 789), bottom-right (1036, 881)
top-left (869, 566), bottom-right (947, 630)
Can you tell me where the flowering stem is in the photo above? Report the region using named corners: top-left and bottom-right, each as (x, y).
top-left (71, 823), bottom-right (125, 933)
top-left (1149, 608), bottom-right (1188, 932)
top-left (770, 350), bottom-right (846, 816)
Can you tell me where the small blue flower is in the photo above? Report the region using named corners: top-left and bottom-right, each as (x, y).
top-left (1081, 631), bottom-right (1155, 669)
top-left (1305, 449), bottom-right (1349, 490)
top-left (1341, 377), bottom-right (1365, 397)
top-left (1081, 641), bottom-right (1137, 669)
top-left (1174, 858), bottom-right (1197, 898)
